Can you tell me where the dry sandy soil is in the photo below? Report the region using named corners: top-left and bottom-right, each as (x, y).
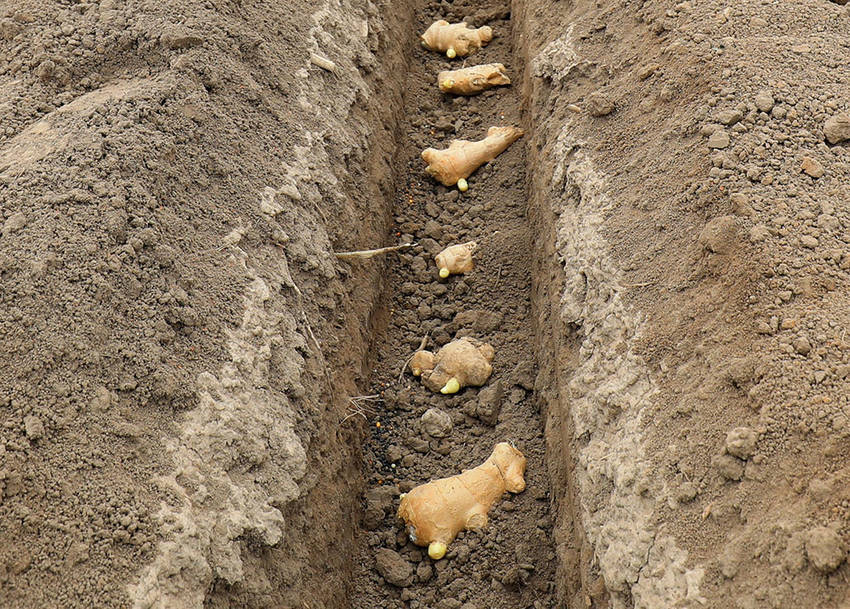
top-left (1, 0), bottom-right (849, 608)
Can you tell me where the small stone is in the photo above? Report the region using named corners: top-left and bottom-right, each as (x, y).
top-left (817, 215), bottom-right (839, 231)
top-left (712, 454), bottom-right (744, 481)
top-left (3, 212), bottom-right (27, 235)
top-left (749, 224), bottom-right (771, 243)
top-left (387, 445), bottom-right (403, 462)
top-left (24, 415), bottom-right (44, 440)
top-left (792, 336), bottom-right (812, 355)
top-left (729, 193), bottom-right (752, 216)
top-left (36, 60), bottom-right (55, 81)
top-left (421, 408), bottom-right (452, 438)
top-left (698, 215), bottom-right (738, 253)
top-left (416, 561), bottom-right (433, 582)
top-left (824, 112), bottom-right (850, 145)
top-left (453, 309), bottom-right (503, 333)
top-left (423, 220), bottom-right (443, 240)
top-left (806, 527), bottom-right (845, 573)
top-left (375, 548), bottom-right (413, 587)
top-left (160, 27), bottom-right (204, 49)
top-left (725, 427), bottom-right (757, 459)
top-left (801, 156), bottom-right (824, 178)
top-left (800, 235), bottom-right (818, 249)
top-left (511, 361), bottom-right (536, 390)
top-left (707, 130), bottom-right (730, 149)
top-left (717, 109), bottom-right (743, 126)
top-left (754, 91), bottom-right (774, 113)
top-left (587, 91), bottom-right (615, 117)
top-left (675, 481), bottom-right (698, 503)
top-left (476, 381), bottom-right (503, 426)
top-left (637, 64), bottom-right (659, 79)
top-left (406, 437), bottom-right (430, 453)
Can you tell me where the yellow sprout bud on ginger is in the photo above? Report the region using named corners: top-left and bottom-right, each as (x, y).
top-left (428, 542), bottom-right (447, 560)
top-left (435, 241), bottom-right (477, 278)
top-left (422, 126), bottom-right (524, 187)
top-left (437, 64), bottom-right (511, 96)
top-left (411, 337), bottom-right (494, 394)
top-left (410, 350), bottom-right (435, 377)
top-left (457, 178), bottom-right (468, 192)
top-left (398, 442), bottom-right (528, 559)
top-left (440, 377), bottom-right (461, 394)
top-left (420, 20), bottom-right (493, 58)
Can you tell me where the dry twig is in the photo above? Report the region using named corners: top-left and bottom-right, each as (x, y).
top-left (335, 243), bottom-right (415, 260)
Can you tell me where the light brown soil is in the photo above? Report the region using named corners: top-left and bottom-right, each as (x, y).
top-left (518, 0), bottom-right (850, 607)
top-left (3, 0), bottom-right (850, 607)
top-left (1, 0), bottom-right (411, 607)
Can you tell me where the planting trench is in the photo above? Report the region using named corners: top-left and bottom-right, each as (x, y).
top-left (3, 0), bottom-right (849, 607)
top-left (348, 2), bottom-right (562, 609)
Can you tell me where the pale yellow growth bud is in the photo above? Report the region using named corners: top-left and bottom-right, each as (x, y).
top-left (439, 267), bottom-right (450, 279)
top-left (440, 377), bottom-right (461, 394)
top-left (457, 178), bottom-right (468, 192)
top-left (428, 542), bottom-right (447, 560)
top-left (412, 367), bottom-right (421, 376)
top-left (446, 47), bottom-right (456, 59)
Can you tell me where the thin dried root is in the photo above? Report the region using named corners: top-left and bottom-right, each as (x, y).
top-left (309, 53), bottom-right (337, 73)
top-left (399, 334), bottom-right (430, 384)
top-left (335, 243), bottom-right (414, 260)
top-left (340, 394), bottom-right (382, 424)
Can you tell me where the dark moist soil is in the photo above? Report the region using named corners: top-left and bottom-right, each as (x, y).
top-left (350, 1), bottom-right (559, 608)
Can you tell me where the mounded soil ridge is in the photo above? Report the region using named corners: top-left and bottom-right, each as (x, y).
top-left (1, 0), bottom-right (410, 607)
top-left (517, 0), bottom-right (850, 607)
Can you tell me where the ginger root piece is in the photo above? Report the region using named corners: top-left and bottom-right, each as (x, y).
top-left (411, 337), bottom-right (494, 394)
top-left (435, 241), bottom-right (477, 279)
top-left (409, 350), bottom-right (435, 377)
top-left (398, 442), bottom-right (527, 559)
top-left (438, 63), bottom-right (510, 95)
top-left (421, 20), bottom-right (493, 58)
top-left (422, 126), bottom-right (524, 188)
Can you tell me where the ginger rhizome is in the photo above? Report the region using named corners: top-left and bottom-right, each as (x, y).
top-left (410, 337), bottom-right (494, 394)
top-left (435, 241), bottom-right (477, 278)
top-left (398, 442), bottom-right (527, 559)
top-left (438, 63), bottom-right (510, 95)
top-left (422, 126), bottom-right (524, 188)
top-left (421, 20), bottom-right (493, 58)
